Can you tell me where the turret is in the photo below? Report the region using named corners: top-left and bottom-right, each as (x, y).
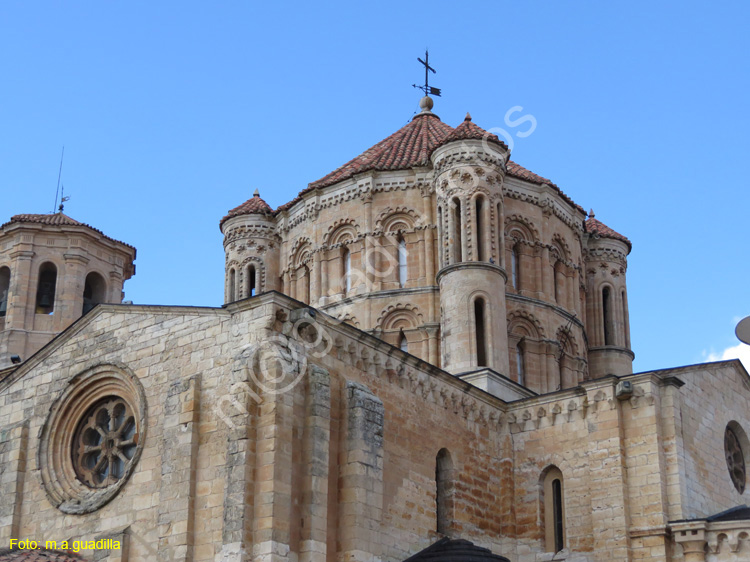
top-left (0, 212), bottom-right (136, 367)
top-left (583, 211), bottom-right (634, 377)
top-left (432, 107), bottom-right (511, 375)
top-left (220, 190), bottom-right (279, 303)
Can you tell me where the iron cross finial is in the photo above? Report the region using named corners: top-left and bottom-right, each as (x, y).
top-left (412, 50), bottom-right (441, 97)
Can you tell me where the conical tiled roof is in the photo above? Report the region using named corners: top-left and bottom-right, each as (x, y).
top-left (434, 113), bottom-right (507, 150)
top-left (309, 112), bottom-right (454, 190)
top-left (585, 210), bottom-right (631, 250)
top-left (1, 212), bottom-right (135, 250)
top-left (220, 190), bottom-right (274, 227)
top-left (403, 538), bottom-right (510, 562)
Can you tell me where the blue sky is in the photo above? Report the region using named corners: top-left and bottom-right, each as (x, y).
top-left (2, 1), bottom-right (749, 373)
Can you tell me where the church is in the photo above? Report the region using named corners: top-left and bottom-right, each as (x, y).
top-left (1, 93), bottom-right (749, 562)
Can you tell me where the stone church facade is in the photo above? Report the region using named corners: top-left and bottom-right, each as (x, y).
top-left (1, 96), bottom-right (749, 562)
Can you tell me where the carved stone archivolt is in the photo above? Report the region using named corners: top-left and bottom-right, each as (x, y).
top-left (38, 363), bottom-right (147, 514)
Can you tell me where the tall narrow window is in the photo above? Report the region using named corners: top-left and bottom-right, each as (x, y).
top-left (622, 290), bottom-right (630, 348)
top-left (343, 248), bottom-right (351, 293)
top-left (602, 286), bottom-right (613, 345)
top-left (437, 206), bottom-right (443, 267)
top-left (399, 331), bottom-right (408, 353)
top-left (398, 236), bottom-right (407, 288)
top-left (247, 265), bottom-right (256, 297)
top-left (229, 269), bottom-right (236, 302)
top-left (475, 298), bottom-right (487, 367)
top-left (453, 198), bottom-right (462, 263)
top-left (82, 272), bottom-right (107, 315)
top-left (552, 479), bottom-right (564, 551)
top-left (304, 265), bottom-right (311, 303)
top-left (516, 343), bottom-right (525, 384)
top-left (36, 262), bottom-right (57, 314)
top-left (511, 244), bottom-right (520, 290)
top-left (436, 448), bottom-right (454, 535)
top-left (475, 197), bottom-right (484, 261)
top-left (543, 466), bottom-right (565, 553)
top-left (0, 266), bottom-right (10, 318)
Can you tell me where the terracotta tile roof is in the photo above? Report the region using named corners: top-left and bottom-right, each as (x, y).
top-left (0, 213), bottom-right (135, 251)
top-left (308, 112), bottom-right (454, 190)
top-left (227, 110), bottom-right (585, 218)
top-left (220, 190), bottom-right (274, 227)
top-left (0, 550), bottom-right (85, 562)
top-left (434, 113), bottom-right (507, 151)
top-left (585, 210), bottom-right (631, 250)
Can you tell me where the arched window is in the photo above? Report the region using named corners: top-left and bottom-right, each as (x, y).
top-left (82, 272), bottom-right (107, 315)
top-left (602, 286), bottom-right (613, 345)
top-left (247, 264), bottom-right (257, 297)
top-left (229, 269), bottom-right (236, 302)
top-left (398, 236), bottom-right (407, 288)
top-left (343, 248), bottom-right (351, 293)
top-left (399, 330), bottom-right (408, 353)
top-left (474, 297), bottom-right (487, 367)
top-left (436, 448), bottom-right (454, 535)
top-left (453, 198), bottom-right (462, 263)
top-left (475, 197), bottom-right (485, 261)
top-left (511, 243), bottom-right (520, 290)
top-left (36, 262), bottom-right (57, 315)
top-left (516, 342), bottom-right (525, 385)
top-left (622, 290), bottom-right (630, 348)
top-left (543, 466), bottom-right (565, 553)
top-left (0, 266), bottom-right (10, 318)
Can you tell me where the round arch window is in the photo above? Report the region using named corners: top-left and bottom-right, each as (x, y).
top-left (725, 424), bottom-right (747, 494)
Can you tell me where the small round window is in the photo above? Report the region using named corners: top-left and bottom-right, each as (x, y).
top-left (72, 396), bottom-right (139, 488)
top-left (725, 425), bottom-right (746, 494)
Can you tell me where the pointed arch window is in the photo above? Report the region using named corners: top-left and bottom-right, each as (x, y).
top-left (398, 236), bottom-right (408, 288)
top-left (36, 262), bottom-right (57, 315)
top-left (474, 297), bottom-right (487, 367)
top-left (0, 266), bottom-right (10, 318)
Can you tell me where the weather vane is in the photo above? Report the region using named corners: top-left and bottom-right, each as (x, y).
top-left (412, 50), bottom-right (441, 97)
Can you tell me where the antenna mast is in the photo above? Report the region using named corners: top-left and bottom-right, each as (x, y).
top-left (53, 146), bottom-right (65, 213)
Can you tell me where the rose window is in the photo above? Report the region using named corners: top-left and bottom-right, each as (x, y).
top-left (72, 396), bottom-right (139, 488)
top-left (725, 425), bottom-right (746, 494)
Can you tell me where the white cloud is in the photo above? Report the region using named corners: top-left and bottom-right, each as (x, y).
top-left (706, 343), bottom-right (750, 371)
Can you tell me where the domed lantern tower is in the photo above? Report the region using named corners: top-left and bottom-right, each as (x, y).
top-left (431, 107), bottom-right (511, 375)
top-left (220, 190), bottom-right (280, 303)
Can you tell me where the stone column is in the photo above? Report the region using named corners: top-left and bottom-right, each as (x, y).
top-left (57, 252), bottom-right (88, 331)
top-left (158, 375), bottom-right (201, 562)
top-left (673, 525), bottom-right (706, 562)
top-left (299, 367), bottom-right (331, 562)
top-left (339, 382), bottom-right (384, 562)
top-left (5, 250), bottom-right (33, 332)
top-left (422, 187), bottom-right (435, 283)
top-left (311, 253), bottom-right (322, 305)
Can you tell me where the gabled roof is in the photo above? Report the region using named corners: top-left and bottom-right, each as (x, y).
top-left (403, 538), bottom-right (510, 562)
top-left (585, 210), bottom-right (631, 250)
top-left (1, 212), bottom-right (135, 251)
top-left (0, 549), bottom-right (85, 561)
top-left (220, 190), bottom-right (274, 227)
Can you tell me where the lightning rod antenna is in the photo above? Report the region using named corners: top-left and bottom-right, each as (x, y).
top-left (53, 146), bottom-right (65, 214)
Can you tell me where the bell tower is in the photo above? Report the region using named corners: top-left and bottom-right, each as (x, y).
top-left (432, 108), bottom-right (511, 375)
top-left (0, 212), bottom-right (136, 367)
